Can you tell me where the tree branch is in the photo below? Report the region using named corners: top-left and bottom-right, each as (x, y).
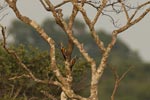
top-left (128, 1), bottom-right (150, 23)
top-left (110, 66), bottom-right (133, 100)
top-left (5, 0), bottom-right (66, 85)
top-left (0, 24), bottom-right (61, 87)
top-left (115, 8), bottom-right (150, 34)
top-left (120, 0), bottom-right (130, 21)
top-left (92, 0), bottom-right (108, 25)
top-left (71, 0), bottom-right (106, 53)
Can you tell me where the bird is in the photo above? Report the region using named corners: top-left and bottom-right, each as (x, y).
top-left (70, 56), bottom-right (77, 71)
top-left (60, 43), bottom-right (67, 60)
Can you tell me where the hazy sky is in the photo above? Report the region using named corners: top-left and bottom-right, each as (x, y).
top-left (1, 0), bottom-right (150, 62)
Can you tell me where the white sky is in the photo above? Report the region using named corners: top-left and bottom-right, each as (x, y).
top-left (0, 0), bottom-right (150, 62)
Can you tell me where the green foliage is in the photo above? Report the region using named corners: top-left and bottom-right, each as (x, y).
top-left (0, 45), bottom-right (50, 99)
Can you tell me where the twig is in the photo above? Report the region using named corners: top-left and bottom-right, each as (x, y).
top-left (128, 1), bottom-right (150, 23)
top-left (9, 74), bottom-right (31, 80)
top-left (101, 12), bottom-right (120, 28)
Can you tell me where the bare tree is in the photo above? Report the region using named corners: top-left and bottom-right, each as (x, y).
top-left (1, 0), bottom-right (150, 100)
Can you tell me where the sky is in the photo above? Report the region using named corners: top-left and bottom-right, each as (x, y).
top-left (0, 0), bottom-right (150, 62)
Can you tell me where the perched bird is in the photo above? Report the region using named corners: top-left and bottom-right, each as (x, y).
top-left (70, 56), bottom-right (77, 71)
top-left (60, 43), bottom-right (67, 60)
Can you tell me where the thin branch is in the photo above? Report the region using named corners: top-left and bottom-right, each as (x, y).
top-left (120, 0), bottom-right (130, 21)
top-left (71, 1), bottom-right (106, 52)
top-left (9, 74), bottom-right (31, 80)
top-left (9, 74), bottom-right (60, 86)
top-left (110, 66), bottom-right (133, 100)
top-left (1, 25), bottom-right (36, 81)
top-left (55, 0), bottom-right (71, 8)
top-left (101, 12), bottom-right (120, 28)
top-left (92, 0), bottom-right (108, 25)
top-left (40, 0), bottom-right (51, 11)
top-left (116, 7), bottom-right (150, 34)
top-left (0, 25), bottom-right (61, 87)
top-left (128, 1), bottom-right (150, 23)
top-left (40, 0), bottom-right (71, 11)
top-left (118, 66), bottom-right (133, 82)
top-left (41, 0), bottom-right (67, 29)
